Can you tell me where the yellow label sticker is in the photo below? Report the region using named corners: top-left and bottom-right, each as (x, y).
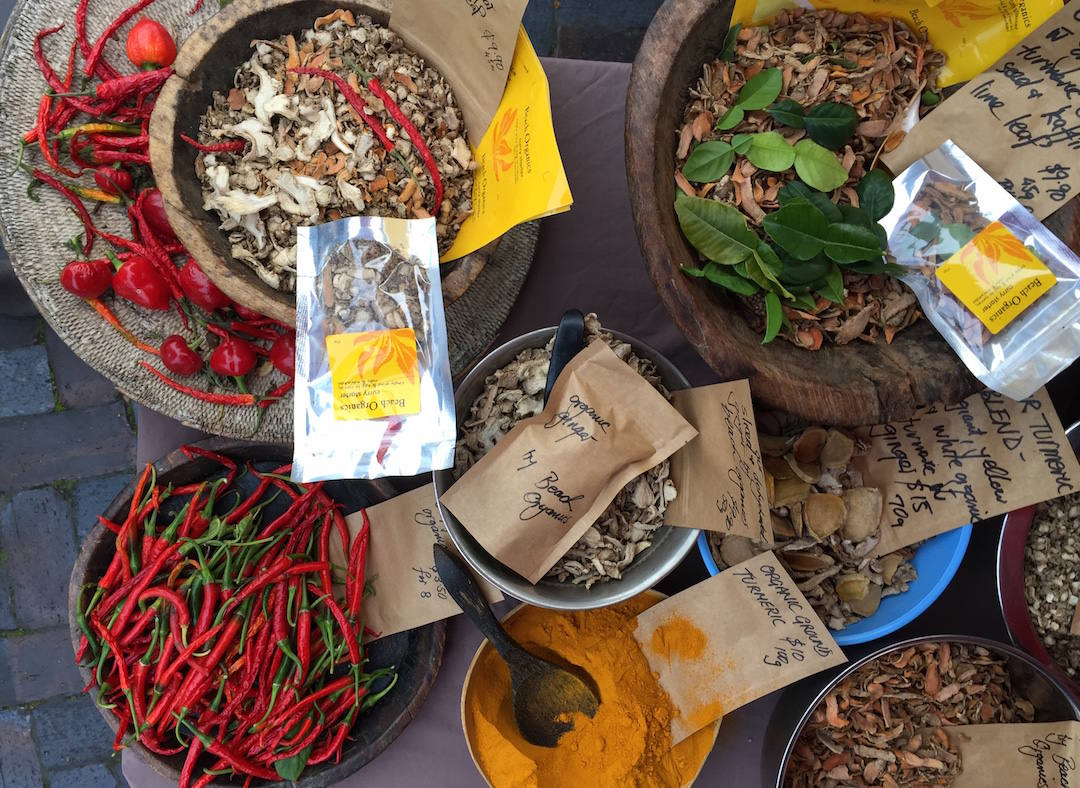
top-left (442, 28), bottom-right (573, 261)
top-left (936, 221), bottom-right (1056, 334)
top-left (327, 329), bottom-right (421, 420)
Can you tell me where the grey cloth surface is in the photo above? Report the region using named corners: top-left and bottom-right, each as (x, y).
top-left (125, 57), bottom-right (771, 788)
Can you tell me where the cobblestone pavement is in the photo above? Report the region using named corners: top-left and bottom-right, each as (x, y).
top-left (0, 1), bottom-right (661, 785)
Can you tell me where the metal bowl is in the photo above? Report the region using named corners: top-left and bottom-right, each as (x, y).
top-left (433, 326), bottom-right (699, 610)
top-left (767, 635), bottom-right (1080, 787)
top-left (997, 420), bottom-right (1080, 705)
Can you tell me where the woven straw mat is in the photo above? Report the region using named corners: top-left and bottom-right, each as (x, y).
top-left (0, 0), bottom-right (538, 443)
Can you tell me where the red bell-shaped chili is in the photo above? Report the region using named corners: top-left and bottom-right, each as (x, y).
top-left (269, 333), bottom-right (296, 378)
top-left (113, 256), bottom-right (171, 311)
top-left (141, 189), bottom-right (177, 243)
top-left (210, 338), bottom-right (257, 377)
top-left (160, 335), bottom-right (203, 376)
top-left (61, 259), bottom-right (113, 299)
top-left (179, 258), bottom-right (231, 313)
top-left (93, 166), bottom-right (133, 196)
top-left (125, 18), bottom-right (177, 70)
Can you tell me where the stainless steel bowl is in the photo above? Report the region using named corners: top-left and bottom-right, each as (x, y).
top-left (432, 326), bottom-right (699, 610)
top-left (767, 635), bottom-right (1080, 787)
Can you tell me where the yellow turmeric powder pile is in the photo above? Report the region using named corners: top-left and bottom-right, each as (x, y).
top-left (463, 594), bottom-right (716, 788)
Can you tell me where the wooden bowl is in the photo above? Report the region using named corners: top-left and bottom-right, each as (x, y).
top-left (67, 438), bottom-right (446, 787)
top-left (625, 0), bottom-right (982, 426)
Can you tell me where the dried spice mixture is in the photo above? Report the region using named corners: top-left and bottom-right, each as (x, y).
top-left (676, 9), bottom-right (944, 347)
top-left (455, 314), bottom-right (675, 588)
top-left (1025, 492), bottom-right (1080, 679)
top-left (708, 426), bottom-right (915, 629)
top-left (787, 642), bottom-right (1036, 787)
top-left (196, 11), bottom-right (474, 292)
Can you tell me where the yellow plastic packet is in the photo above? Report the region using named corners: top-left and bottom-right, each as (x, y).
top-left (731, 0), bottom-right (1061, 85)
top-left (442, 29), bottom-right (573, 261)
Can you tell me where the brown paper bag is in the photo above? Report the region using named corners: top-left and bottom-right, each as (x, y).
top-left (332, 485), bottom-right (502, 641)
top-left (667, 380), bottom-right (772, 544)
top-left (856, 388), bottom-right (1080, 554)
top-left (390, 0), bottom-right (528, 145)
top-left (882, 4), bottom-right (1079, 220)
top-left (633, 551), bottom-right (845, 745)
top-left (439, 340), bottom-right (698, 583)
top-left (946, 721), bottom-right (1080, 787)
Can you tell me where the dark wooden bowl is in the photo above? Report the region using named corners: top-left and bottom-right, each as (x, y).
top-left (67, 438), bottom-right (445, 787)
top-left (625, 0), bottom-right (984, 426)
top-left (148, 0), bottom-right (500, 324)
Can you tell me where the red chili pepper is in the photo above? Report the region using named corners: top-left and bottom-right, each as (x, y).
top-left (307, 720), bottom-right (351, 765)
top-left (92, 146), bottom-right (151, 166)
top-left (139, 361), bottom-right (256, 406)
top-left (228, 321), bottom-right (277, 341)
top-left (86, 298), bottom-right (160, 355)
top-left (94, 68), bottom-right (172, 104)
top-left (313, 584), bottom-right (360, 666)
top-left (346, 511), bottom-right (370, 621)
top-left (138, 587), bottom-right (191, 633)
top-left (140, 188), bottom-right (177, 243)
top-left (178, 737), bottom-right (203, 788)
top-left (268, 332), bottom-right (296, 377)
top-left (90, 133), bottom-right (150, 148)
top-left (93, 165), bottom-right (134, 196)
top-left (210, 337), bottom-right (257, 377)
top-left (179, 133), bottom-right (246, 153)
top-left (296, 608), bottom-right (311, 686)
top-left (288, 67), bottom-right (394, 153)
top-left (188, 725), bottom-right (278, 781)
top-left (160, 335), bottom-right (203, 376)
top-left (375, 418), bottom-right (403, 465)
top-left (194, 583), bottom-right (219, 639)
top-left (84, 0), bottom-right (158, 77)
top-left (61, 259), bottom-right (112, 298)
top-left (113, 255), bottom-right (171, 310)
top-left (178, 258), bottom-right (231, 312)
top-left (231, 303), bottom-right (263, 321)
top-left (152, 621), bottom-right (224, 693)
top-left (32, 169), bottom-right (97, 254)
top-left (125, 18), bottom-right (177, 69)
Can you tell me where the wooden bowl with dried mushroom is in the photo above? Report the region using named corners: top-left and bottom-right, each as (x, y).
top-left (149, 0), bottom-right (485, 323)
top-left (699, 425), bottom-right (972, 645)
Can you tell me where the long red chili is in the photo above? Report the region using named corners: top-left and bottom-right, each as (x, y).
top-left (139, 362), bottom-right (256, 406)
top-left (86, 299), bottom-right (161, 355)
top-left (288, 67), bottom-right (394, 152)
top-left (179, 133), bottom-right (246, 153)
top-left (32, 168), bottom-right (96, 254)
top-left (84, 0), bottom-right (158, 77)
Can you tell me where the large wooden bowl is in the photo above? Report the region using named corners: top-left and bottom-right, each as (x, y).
top-left (625, 0), bottom-right (983, 426)
top-left (149, 0), bottom-right (497, 324)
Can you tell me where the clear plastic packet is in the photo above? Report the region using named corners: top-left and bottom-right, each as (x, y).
top-left (880, 140), bottom-right (1080, 401)
top-left (293, 216), bottom-right (456, 481)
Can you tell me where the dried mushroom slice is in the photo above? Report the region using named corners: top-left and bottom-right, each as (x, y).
top-left (819, 429), bottom-right (856, 469)
top-left (793, 427), bottom-right (828, 463)
top-left (772, 477), bottom-right (811, 508)
top-left (720, 535), bottom-right (757, 567)
top-left (805, 493), bottom-right (846, 540)
top-left (840, 487), bottom-right (883, 542)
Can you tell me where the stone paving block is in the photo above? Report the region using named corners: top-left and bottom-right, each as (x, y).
top-left (74, 473), bottom-right (133, 543)
top-left (0, 708), bottom-right (42, 788)
top-left (0, 403), bottom-right (135, 491)
top-left (45, 328), bottom-right (119, 410)
top-left (524, 0), bottom-right (555, 56)
top-left (0, 488), bottom-right (76, 630)
top-left (49, 763), bottom-right (118, 788)
top-left (0, 587), bottom-right (13, 631)
top-left (0, 628), bottom-right (84, 707)
top-left (33, 695), bottom-right (115, 770)
top-left (0, 345), bottom-right (54, 418)
top-left (0, 316), bottom-right (41, 350)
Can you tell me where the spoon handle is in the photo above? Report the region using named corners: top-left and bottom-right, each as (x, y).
top-left (544, 309), bottom-right (585, 406)
top-left (433, 543), bottom-right (519, 662)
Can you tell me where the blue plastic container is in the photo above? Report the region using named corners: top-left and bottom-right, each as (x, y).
top-left (696, 524), bottom-right (972, 646)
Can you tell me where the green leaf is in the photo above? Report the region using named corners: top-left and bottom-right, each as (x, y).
top-left (793, 139), bottom-right (849, 192)
top-left (909, 219), bottom-right (942, 243)
top-left (681, 265), bottom-right (706, 278)
top-left (921, 89), bottom-right (941, 107)
top-left (730, 133), bottom-right (754, 155)
top-left (778, 254), bottom-right (833, 286)
top-left (855, 169), bottom-right (895, 221)
top-left (737, 68), bottom-right (783, 110)
top-left (274, 745), bottom-right (313, 781)
top-left (777, 180), bottom-right (812, 205)
top-left (819, 263), bottom-right (845, 303)
top-left (838, 204), bottom-right (873, 228)
top-left (763, 292), bottom-right (783, 343)
top-left (750, 247), bottom-right (795, 299)
top-left (802, 102), bottom-right (859, 149)
top-left (716, 106), bottom-right (744, 131)
top-left (720, 22), bottom-right (743, 62)
top-left (845, 258), bottom-right (890, 275)
top-left (767, 98), bottom-right (806, 128)
top-left (683, 141), bottom-right (734, 182)
top-left (704, 262), bottom-right (759, 295)
top-left (762, 198), bottom-right (829, 260)
top-left (824, 223), bottom-right (885, 263)
top-left (745, 131), bottom-right (797, 171)
top-left (788, 291), bottom-right (819, 311)
top-left (674, 193), bottom-right (758, 264)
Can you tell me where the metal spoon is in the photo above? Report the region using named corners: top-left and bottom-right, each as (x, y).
top-left (433, 543), bottom-right (600, 747)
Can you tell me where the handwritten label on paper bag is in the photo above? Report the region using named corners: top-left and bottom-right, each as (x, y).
top-left (855, 388), bottom-right (1080, 555)
top-left (333, 485), bottom-right (502, 641)
top-left (633, 552), bottom-right (845, 745)
top-left (883, 4), bottom-right (1080, 219)
top-left (440, 341), bottom-right (697, 584)
top-left (946, 721), bottom-right (1080, 788)
top-left (667, 381), bottom-right (772, 544)
top-left (390, 0), bottom-right (528, 144)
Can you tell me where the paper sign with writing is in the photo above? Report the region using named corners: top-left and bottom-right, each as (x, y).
top-left (667, 381), bottom-right (772, 544)
top-left (332, 485), bottom-right (502, 641)
top-left (947, 721), bottom-right (1080, 787)
top-left (440, 340), bottom-right (697, 584)
top-left (633, 552), bottom-right (845, 745)
top-left (391, 0), bottom-right (528, 145)
top-left (883, 4), bottom-right (1080, 219)
top-left (855, 388), bottom-right (1080, 555)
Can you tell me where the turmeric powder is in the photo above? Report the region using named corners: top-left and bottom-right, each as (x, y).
top-left (463, 593), bottom-right (717, 788)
